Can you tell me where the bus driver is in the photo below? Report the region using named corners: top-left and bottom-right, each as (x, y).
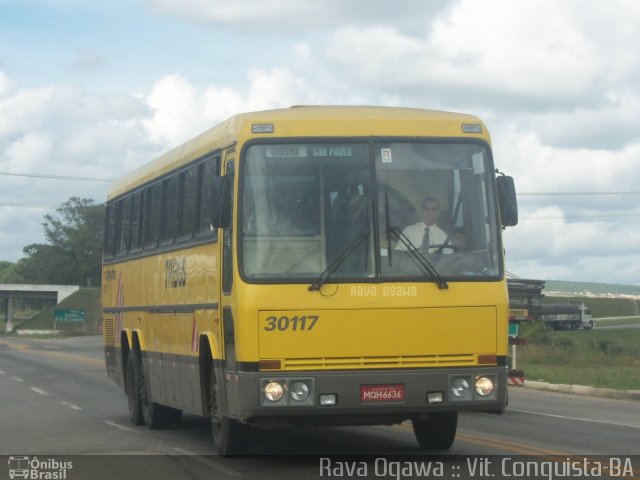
top-left (395, 197), bottom-right (452, 253)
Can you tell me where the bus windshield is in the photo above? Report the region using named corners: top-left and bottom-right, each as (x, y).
top-left (240, 141), bottom-right (501, 282)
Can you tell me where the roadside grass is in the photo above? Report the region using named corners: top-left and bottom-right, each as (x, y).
top-left (595, 316), bottom-right (640, 326)
top-left (518, 323), bottom-right (640, 391)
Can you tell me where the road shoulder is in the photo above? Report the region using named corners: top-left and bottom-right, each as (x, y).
top-left (516, 380), bottom-right (640, 401)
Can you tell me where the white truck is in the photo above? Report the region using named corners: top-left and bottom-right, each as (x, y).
top-left (542, 301), bottom-right (594, 330)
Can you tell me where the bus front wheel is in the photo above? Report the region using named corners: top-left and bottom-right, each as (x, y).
top-left (209, 370), bottom-right (250, 455)
top-left (412, 412), bottom-right (457, 451)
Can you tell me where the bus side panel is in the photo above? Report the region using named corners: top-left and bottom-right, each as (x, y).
top-left (103, 242), bottom-right (219, 414)
top-left (102, 315), bottom-right (122, 387)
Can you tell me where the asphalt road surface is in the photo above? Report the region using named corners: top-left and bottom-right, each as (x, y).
top-left (1, 336), bottom-right (638, 480)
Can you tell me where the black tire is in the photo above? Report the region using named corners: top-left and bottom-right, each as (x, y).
top-left (125, 353), bottom-right (144, 426)
top-left (140, 363), bottom-right (182, 429)
top-left (412, 412), bottom-right (457, 451)
top-left (209, 369), bottom-right (250, 455)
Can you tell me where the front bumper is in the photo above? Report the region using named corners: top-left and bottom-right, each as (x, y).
top-left (225, 366), bottom-right (507, 425)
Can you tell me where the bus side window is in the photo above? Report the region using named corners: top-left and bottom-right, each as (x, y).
top-left (144, 183), bottom-right (162, 248)
top-left (130, 191), bottom-right (143, 251)
top-left (116, 196), bottom-right (132, 256)
top-left (104, 203), bottom-right (116, 258)
top-left (198, 157), bottom-right (219, 237)
top-left (161, 176), bottom-right (179, 244)
top-left (179, 166), bottom-right (198, 239)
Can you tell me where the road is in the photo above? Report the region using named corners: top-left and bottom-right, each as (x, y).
top-left (1, 336), bottom-right (638, 480)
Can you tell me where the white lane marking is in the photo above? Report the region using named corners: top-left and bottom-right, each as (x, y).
top-left (12, 376), bottom-right (24, 382)
top-left (61, 401), bottom-right (83, 411)
top-left (0, 369), bottom-right (5, 374)
top-left (510, 408), bottom-right (640, 429)
top-left (173, 447), bottom-right (242, 477)
top-left (30, 387), bottom-right (50, 396)
top-left (103, 420), bottom-right (141, 434)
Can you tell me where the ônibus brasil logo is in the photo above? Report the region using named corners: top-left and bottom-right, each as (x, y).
top-left (8, 456), bottom-right (73, 480)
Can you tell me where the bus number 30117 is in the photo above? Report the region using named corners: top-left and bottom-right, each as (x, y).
top-left (264, 315), bottom-right (319, 332)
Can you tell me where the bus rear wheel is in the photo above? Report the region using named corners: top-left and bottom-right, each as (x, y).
top-left (412, 412), bottom-right (457, 451)
top-left (209, 370), bottom-right (250, 456)
top-left (125, 353), bottom-right (144, 426)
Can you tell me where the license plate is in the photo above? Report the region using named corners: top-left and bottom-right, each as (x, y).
top-left (360, 384), bottom-right (405, 402)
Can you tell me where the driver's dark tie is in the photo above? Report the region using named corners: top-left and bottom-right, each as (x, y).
top-left (421, 227), bottom-right (430, 248)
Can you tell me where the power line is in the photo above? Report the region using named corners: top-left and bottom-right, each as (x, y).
top-left (0, 171), bottom-right (115, 182)
top-left (0, 170), bottom-right (639, 195)
top-left (0, 202), bottom-right (57, 210)
top-left (521, 212), bottom-right (640, 220)
top-left (519, 191), bottom-right (640, 196)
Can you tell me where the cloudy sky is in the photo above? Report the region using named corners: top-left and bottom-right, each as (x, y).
top-left (1, 0), bottom-right (639, 285)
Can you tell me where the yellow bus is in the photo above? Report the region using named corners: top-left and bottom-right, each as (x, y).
top-left (102, 106), bottom-right (518, 455)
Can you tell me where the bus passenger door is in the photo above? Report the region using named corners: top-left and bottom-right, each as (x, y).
top-left (218, 153), bottom-right (239, 413)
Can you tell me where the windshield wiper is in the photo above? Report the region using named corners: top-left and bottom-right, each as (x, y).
top-left (387, 226), bottom-right (449, 290)
top-left (308, 230), bottom-right (369, 291)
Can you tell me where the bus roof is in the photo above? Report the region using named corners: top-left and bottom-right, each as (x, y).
top-left (108, 106), bottom-right (488, 200)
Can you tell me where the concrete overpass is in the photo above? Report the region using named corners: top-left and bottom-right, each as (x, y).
top-left (1, 284), bottom-right (79, 332)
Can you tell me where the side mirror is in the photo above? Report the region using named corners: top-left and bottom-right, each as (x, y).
top-left (210, 175), bottom-right (232, 230)
top-left (496, 175), bottom-right (518, 227)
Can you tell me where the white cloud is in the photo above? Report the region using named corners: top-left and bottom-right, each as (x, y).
top-left (0, 208), bottom-right (45, 260)
top-left (142, 73), bottom-right (205, 146)
top-left (519, 90), bottom-right (640, 149)
top-left (144, 0), bottom-right (318, 29)
top-left (0, 85), bottom-right (59, 138)
top-left (245, 67), bottom-right (321, 110)
top-left (324, 0), bottom-right (640, 105)
top-left (4, 131), bottom-right (54, 172)
top-left (202, 86), bottom-right (245, 122)
top-left (492, 114), bottom-right (640, 282)
top-left (143, 0), bottom-right (445, 33)
top-left (0, 73), bottom-right (164, 262)
top-left (0, 71), bottom-right (12, 97)
top-left (504, 209), bottom-right (640, 284)
top-left (492, 126), bottom-right (640, 197)
top-left (2, 1), bottom-right (640, 286)
top-left (142, 68), bottom-right (325, 147)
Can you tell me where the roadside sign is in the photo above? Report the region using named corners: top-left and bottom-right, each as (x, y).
top-left (508, 308), bottom-right (529, 321)
top-left (54, 309), bottom-right (85, 323)
top-left (508, 322), bottom-right (519, 337)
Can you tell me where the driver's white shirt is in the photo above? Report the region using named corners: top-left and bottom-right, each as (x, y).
top-left (395, 222), bottom-right (449, 252)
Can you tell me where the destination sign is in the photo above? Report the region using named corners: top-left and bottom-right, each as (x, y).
top-left (311, 145), bottom-right (353, 157)
top-left (265, 145), bottom-right (307, 158)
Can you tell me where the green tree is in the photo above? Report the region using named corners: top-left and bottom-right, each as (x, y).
top-left (0, 261), bottom-right (23, 283)
top-left (18, 197), bottom-right (105, 286)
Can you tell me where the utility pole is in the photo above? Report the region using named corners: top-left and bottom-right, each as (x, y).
top-left (5, 296), bottom-right (13, 332)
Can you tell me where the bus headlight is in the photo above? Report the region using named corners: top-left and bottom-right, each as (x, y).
top-left (451, 378), bottom-right (470, 398)
top-left (290, 381), bottom-right (310, 402)
top-left (264, 381), bottom-right (285, 402)
top-left (475, 376), bottom-right (495, 397)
